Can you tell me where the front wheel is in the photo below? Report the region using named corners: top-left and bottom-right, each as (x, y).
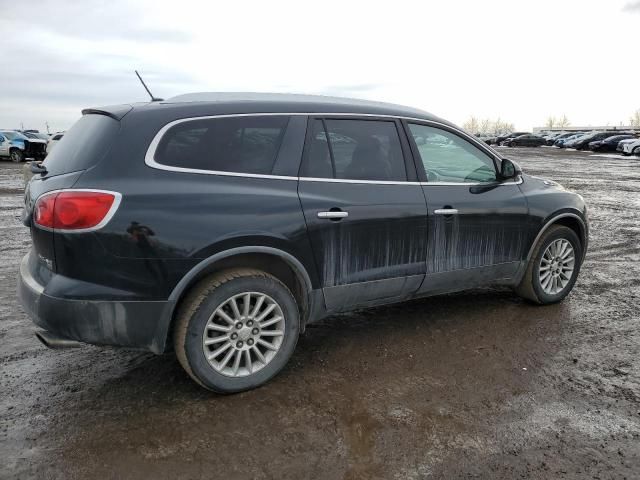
top-left (515, 225), bottom-right (583, 304)
top-left (173, 268), bottom-right (300, 393)
top-left (10, 150), bottom-right (24, 163)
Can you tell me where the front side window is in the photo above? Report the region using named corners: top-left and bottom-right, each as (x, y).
top-left (302, 119), bottom-right (406, 181)
top-left (154, 116), bottom-right (289, 175)
top-left (408, 124), bottom-right (497, 183)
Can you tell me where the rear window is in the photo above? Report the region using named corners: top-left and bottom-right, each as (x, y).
top-left (301, 119), bottom-right (406, 181)
top-left (43, 114), bottom-right (119, 177)
top-left (153, 116), bottom-right (289, 175)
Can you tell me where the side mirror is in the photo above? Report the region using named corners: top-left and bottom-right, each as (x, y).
top-left (500, 158), bottom-right (522, 180)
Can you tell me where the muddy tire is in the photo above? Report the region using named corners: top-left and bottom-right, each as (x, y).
top-left (10, 149), bottom-right (24, 163)
top-left (515, 225), bottom-right (582, 304)
top-left (173, 268), bottom-right (300, 393)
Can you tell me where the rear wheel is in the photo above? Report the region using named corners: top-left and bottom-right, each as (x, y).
top-left (633, 146), bottom-right (640, 156)
top-left (10, 149), bottom-right (24, 163)
top-left (515, 225), bottom-right (583, 304)
top-left (173, 268), bottom-right (300, 393)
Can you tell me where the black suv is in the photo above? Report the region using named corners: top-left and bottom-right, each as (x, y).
top-left (18, 93), bottom-right (588, 393)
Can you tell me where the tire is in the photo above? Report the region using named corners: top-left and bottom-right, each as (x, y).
top-left (10, 149), bottom-right (24, 163)
top-left (515, 225), bottom-right (583, 305)
top-left (633, 146), bottom-right (640, 156)
top-left (173, 268), bottom-right (300, 393)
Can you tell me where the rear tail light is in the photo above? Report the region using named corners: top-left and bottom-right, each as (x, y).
top-left (33, 190), bottom-right (121, 231)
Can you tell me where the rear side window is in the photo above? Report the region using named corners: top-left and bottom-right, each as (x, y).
top-left (302, 119), bottom-right (406, 181)
top-left (154, 116), bottom-right (289, 175)
top-left (43, 114), bottom-right (119, 177)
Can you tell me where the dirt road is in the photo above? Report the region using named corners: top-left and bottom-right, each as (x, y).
top-left (1, 147), bottom-right (639, 479)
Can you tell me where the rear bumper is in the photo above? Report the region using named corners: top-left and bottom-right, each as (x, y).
top-left (18, 251), bottom-right (174, 354)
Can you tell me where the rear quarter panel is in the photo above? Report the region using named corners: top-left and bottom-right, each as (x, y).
top-left (61, 111), bottom-right (318, 300)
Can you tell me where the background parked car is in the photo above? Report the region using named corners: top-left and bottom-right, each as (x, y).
top-left (572, 131), bottom-right (628, 150)
top-left (0, 130), bottom-right (47, 162)
top-left (560, 133), bottom-right (591, 149)
top-left (503, 134), bottom-right (546, 147)
top-left (542, 132), bottom-right (563, 144)
top-left (545, 132), bottom-right (576, 146)
top-left (493, 131), bottom-right (530, 145)
top-left (620, 138), bottom-right (640, 156)
top-left (588, 134), bottom-right (637, 152)
top-left (21, 131), bottom-right (50, 141)
top-left (46, 132), bottom-right (64, 155)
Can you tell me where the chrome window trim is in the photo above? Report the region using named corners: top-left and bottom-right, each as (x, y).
top-left (32, 188), bottom-right (123, 233)
top-left (144, 112), bottom-right (513, 186)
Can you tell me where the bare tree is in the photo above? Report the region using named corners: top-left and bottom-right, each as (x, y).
top-left (557, 114), bottom-right (571, 128)
top-left (464, 116), bottom-right (516, 135)
top-left (630, 109), bottom-right (640, 128)
top-left (545, 116), bottom-right (556, 129)
top-left (480, 118), bottom-right (492, 134)
top-left (492, 119), bottom-right (514, 134)
top-left (463, 116), bottom-right (480, 134)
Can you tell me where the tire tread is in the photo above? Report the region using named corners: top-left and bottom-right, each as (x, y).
top-left (173, 268), bottom-right (290, 390)
top-left (515, 225), bottom-right (577, 304)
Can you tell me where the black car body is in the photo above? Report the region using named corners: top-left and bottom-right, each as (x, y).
top-left (572, 131), bottom-right (627, 150)
top-left (503, 134), bottom-right (546, 147)
top-left (588, 134), bottom-right (636, 152)
top-left (18, 93), bottom-right (589, 392)
top-left (493, 131), bottom-right (529, 145)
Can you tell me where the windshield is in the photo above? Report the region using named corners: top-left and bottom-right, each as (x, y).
top-left (1, 131), bottom-right (25, 140)
top-left (42, 114), bottom-right (119, 177)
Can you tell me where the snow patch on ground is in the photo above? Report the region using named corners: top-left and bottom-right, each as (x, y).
top-left (590, 153), bottom-right (634, 159)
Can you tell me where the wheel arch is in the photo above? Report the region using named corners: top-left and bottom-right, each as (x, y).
top-left (159, 246), bottom-right (314, 353)
top-left (526, 212), bottom-right (587, 263)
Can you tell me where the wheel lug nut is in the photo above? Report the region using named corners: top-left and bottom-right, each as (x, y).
top-left (236, 341), bottom-right (243, 348)
top-left (252, 328), bottom-right (259, 335)
top-left (231, 333), bottom-right (238, 340)
top-left (247, 339), bottom-right (254, 346)
top-left (235, 322), bottom-right (243, 329)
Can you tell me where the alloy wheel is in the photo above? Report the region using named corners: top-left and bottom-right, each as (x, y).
top-left (202, 292), bottom-right (285, 377)
top-left (539, 239), bottom-right (575, 295)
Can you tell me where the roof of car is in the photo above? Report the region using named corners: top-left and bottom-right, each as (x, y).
top-left (86, 92), bottom-right (450, 126)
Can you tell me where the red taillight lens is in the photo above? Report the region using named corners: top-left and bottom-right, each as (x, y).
top-left (33, 190), bottom-right (119, 231)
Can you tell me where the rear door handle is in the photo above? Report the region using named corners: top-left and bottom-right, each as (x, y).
top-left (434, 208), bottom-right (459, 215)
top-left (317, 210), bottom-right (348, 219)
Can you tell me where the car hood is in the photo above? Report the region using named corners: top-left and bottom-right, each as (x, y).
top-left (526, 174), bottom-right (565, 190)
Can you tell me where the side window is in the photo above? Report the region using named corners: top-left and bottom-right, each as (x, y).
top-left (154, 116), bottom-right (289, 174)
top-left (408, 124), bottom-right (497, 183)
top-left (302, 119), bottom-right (407, 181)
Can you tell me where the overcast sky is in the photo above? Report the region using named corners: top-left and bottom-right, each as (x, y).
top-left (1, 0), bottom-right (638, 132)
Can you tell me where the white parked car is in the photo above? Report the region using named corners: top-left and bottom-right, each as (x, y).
top-left (621, 138), bottom-right (640, 156)
top-left (616, 138), bottom-right (640, 156)
top-left (46, 132), bottom-right (64, 155)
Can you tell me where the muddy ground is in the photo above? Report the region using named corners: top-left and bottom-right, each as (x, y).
top-left (1, 147), bottom-right (639, 479)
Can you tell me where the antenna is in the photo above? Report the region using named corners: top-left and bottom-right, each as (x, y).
top-left (135, 70), bottom-right (163, 102)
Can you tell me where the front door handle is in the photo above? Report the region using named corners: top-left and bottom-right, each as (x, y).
top-left (434, 208), bottom-right (459, 215)
top-left (318, 210), bottom-right (348, 219)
